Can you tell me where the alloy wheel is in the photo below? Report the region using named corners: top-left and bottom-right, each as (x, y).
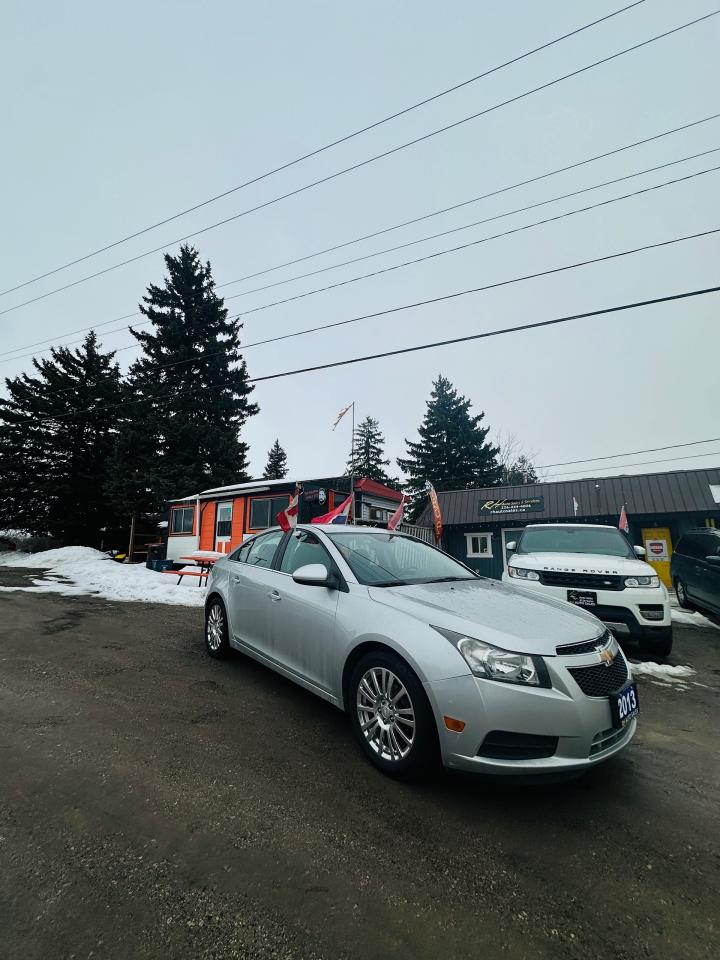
top-left (206, 604), bottom-right (224, 652)
top-left (356, 667), bottom-right (416, 761)
top-left (676, 581), bottom-right (686, 605)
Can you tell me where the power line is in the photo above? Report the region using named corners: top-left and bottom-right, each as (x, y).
top-left (4, 150), bottom-right (717, 366)
top-left (537, 436), bottom-right (720, 469)
top-left (0, 1), bottom-right (647, 300)
top-left (543, 449), bottom-right (720, 479)
top-left (1, 8), bottom-right (714, 321)
top-left (22, 283), bottom-right (720, 426)
top-left (216, 113), bottom-right (720, 293)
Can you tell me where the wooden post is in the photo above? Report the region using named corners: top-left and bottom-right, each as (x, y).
top-left (127, 515), bottom-right (136, 564)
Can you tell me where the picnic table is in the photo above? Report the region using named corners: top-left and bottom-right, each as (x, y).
top-left (164, 550), bottom-right (224, 587)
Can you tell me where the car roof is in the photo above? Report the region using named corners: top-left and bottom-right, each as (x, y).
top-left (522, 523), bottom-right (620, 531)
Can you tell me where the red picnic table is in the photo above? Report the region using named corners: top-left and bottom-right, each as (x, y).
top-left (165, 550), bottom-right (224, 586)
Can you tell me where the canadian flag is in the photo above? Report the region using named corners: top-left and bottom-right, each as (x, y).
top-left (311, 492), bottom-right (353, 525)
top-left (618, 504), bottom-right (629, 534)
top-left (387, 495), bottom-right (406, 532)
top-left (277, 484), bottom-right (302, 532)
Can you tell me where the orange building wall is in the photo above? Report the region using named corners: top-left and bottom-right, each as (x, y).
top-left (230, 496), bottom-right (246, 547)
top-left (199, 502), bottom-right (216, 551)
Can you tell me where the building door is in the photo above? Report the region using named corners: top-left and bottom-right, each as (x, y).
top-left (215, 501), bottom-right (233, 553)
top-left (501, 528), bottom-right (525, 570)
top-left (641, 527), bottom-right (673, 588)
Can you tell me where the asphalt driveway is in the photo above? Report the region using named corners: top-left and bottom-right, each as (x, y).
top-left (0, 566), bottom-right (718, 959)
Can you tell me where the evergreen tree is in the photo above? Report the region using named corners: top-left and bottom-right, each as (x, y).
top-left (107, 245), bottom-right (259, 517)
top-left (0, 332), bottom-right (122, 545)
top-left (347, 415), bottom-right (393, 483)
top-left (501, 455), bottom-right (538, 485)
top-left (263, 439), bottom-right (288, 479)
top-left (397, 375), bottom-right (501, 518)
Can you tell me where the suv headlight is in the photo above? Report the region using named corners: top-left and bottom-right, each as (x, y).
top-left (624, 575), bottom-right (660, 588)
top-left (507, 565), bottom-right (540, 581)
top-left (432, 626), bottom-right (550, 687)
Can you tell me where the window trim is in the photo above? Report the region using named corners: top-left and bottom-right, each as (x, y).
top-left (169, 504), bottom-right (195, 536)
top-left (465, 531), bottom-right (493, 558)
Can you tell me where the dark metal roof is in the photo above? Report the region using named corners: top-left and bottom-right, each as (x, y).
top-left (416, 467), bottom-right (720, 526)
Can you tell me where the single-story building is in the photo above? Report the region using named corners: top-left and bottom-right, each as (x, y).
top-left (165, 475), bottom-right (402, 563)
top-left (416, 467), bottom-right (720, 587)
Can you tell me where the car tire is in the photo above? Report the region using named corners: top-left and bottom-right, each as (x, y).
top-left (674, 578), bottom-right (693, 611)
top-left (349, 650), bottom-right (440, 780)
top-left (205, 597), bottom-right (230, 659)
top-left (639, 627), bottom-right (673, 660)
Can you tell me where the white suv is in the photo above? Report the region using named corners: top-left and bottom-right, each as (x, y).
top-left (502, 524), bottom-right (672, 658)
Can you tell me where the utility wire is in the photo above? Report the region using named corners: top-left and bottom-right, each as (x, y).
top-left (4, 150), bottom-right (717, 365)
top-left (544, 449), bottom-right (720, 479)
top-left (216, 112), bottom-right (720, 292)
top-left (537, 437), bottom-right (720, 469)
top-left (1, 7), bottom-right (714, 321)
top-left (0, 1), bottom-right (646, 300)
top-left (20, 283), bottom-right (720, 426)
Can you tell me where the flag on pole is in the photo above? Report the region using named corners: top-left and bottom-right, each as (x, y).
top-left (387, 495), bottom-right (406, 532)
top-left (332, 403), bottom-right (353, 430)
top-left (425, 481), bottom-right (443, 543)
top-left (311, 492), bottom-right (353, 525)
top-left (277, 483), bottom-right (303, 532)
top-left (618, 504), bottom-right (629, 534)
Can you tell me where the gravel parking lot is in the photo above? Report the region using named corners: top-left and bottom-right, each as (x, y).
top-left (1, 566), bottom-right (718, 960)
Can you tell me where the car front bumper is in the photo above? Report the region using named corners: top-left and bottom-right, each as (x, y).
top-left (424, 647), bottom-right (637, 775)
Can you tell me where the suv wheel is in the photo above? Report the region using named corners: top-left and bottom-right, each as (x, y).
top-left (674, 578), bottom-right (693, 611)
top-left (349, 651), bottom-right (439, 780)
top-left (639, 627), bottom-right (673, 660)
top-left (205, 597), bottom-right (230, 659)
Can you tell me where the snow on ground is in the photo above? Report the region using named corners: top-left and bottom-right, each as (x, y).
top-left (629, 661), bottom-right (696, 683)
top-left (0, 546), bottom-right (206, 607)
top-left (671, 606), bottom-right (720, 630)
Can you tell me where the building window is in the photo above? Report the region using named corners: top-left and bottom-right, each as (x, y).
top-left (249, 495), bottom-right (290, 530)
top-left (170, 506), bottom-right (194, 535)
top-left (465, 532), bottom-right (492, 558)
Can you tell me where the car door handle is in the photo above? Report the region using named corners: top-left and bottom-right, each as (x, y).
top-left (232, 575), bottom-right (241, 583)
top-left (268, 590), bottom-right (282, 602)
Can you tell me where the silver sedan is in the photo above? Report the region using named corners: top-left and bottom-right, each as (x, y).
top-left (204, 525), bottom-right (638, 779)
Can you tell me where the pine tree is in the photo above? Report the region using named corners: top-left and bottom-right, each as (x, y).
top-left (0, 332), bottom-right (122, 545)
top-left (502, 455), bottom-right (538, 485)
top-left (397, 375), bottom-right (501, 518)
top-left (263, 439), bottom-right (288, 479)
top-left (107, 245), bottom-right (259, 517)
top-left (347, 415), bottom-right (394, 483)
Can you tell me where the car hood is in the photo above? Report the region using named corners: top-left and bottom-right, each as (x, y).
top-left (508, 552), bottom-right (653, 576)
top-left (368, 578), bottom-right (604, 656)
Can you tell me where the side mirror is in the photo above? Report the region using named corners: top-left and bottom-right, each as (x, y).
top-left (706, 555), bottom-right (720, 566)
top-left (633, 545), bottom-right (646, 558)
top-left (505, 541), bottom-right (517, 552)
top-left (292, 563), bottom-right (337, 588)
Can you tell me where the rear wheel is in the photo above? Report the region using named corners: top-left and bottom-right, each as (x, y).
top-left (674, 578), bottom-right (693, 610)
top-left (349, 651), bottom-right (439, 780)
top-left (205, 597), bottom-right (230, 659)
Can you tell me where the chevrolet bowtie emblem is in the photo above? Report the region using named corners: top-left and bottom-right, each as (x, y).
top-left (597, 648), bottom-right (614, 667)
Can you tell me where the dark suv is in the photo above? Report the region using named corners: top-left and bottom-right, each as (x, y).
top-left (671, 529), bottom-right (720, 620)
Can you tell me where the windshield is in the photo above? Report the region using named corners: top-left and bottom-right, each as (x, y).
top-left (517, 526), bottom-right (634, 558)
top-left (326, 531), bottom-right (476, 586)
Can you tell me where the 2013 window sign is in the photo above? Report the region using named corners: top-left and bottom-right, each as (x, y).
top-left (479, 497), bottom-right (544, 515)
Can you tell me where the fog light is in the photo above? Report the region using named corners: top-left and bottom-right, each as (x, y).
top-left (443, 716), bottom-right (466, 732)
top-left (639, 605), bottom-right (665, 621)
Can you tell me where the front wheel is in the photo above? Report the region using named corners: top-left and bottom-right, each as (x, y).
top-left (349, 651), bottom-right (439, 780)
top-left (674, 578), bottom-right (693, 610)
top-left (639, 627), bottom-right (673, 660)
top-left (205, 597), bottom-right (230, 659)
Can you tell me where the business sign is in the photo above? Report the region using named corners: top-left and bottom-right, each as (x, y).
top-left (479, 497), bottom-right (544, 515)
top-left (647, 539), bottom-right (669, 561)
top-left (303, 488), bottom-right (327, 504)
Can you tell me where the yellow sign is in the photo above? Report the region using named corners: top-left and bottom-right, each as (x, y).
top-left (642, 527), bottom-right (673, 588)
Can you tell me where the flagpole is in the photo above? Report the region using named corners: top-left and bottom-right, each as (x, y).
top-left (349, 401), bottom-right (355, 524)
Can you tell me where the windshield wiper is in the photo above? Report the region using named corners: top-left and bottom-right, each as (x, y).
top-left (374, 579), bottom-right (411, 587)
top-left (422, 576), bottom-right (474, 583)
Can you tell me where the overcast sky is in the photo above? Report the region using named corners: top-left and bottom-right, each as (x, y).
top-left (2, 0), bottom-right (718, 485)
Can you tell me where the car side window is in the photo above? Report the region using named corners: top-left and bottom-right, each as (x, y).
top-left (245, 530), bottom-right (284, 569)
top-left (229, 540), bottom-right (253, 563)
top-left (280, 530), bottom-right (331, 575)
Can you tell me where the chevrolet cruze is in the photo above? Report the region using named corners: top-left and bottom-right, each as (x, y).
top-left (204, 525), bottom-right (638, 779)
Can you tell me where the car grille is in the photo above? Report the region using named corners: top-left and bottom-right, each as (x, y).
top-left (568, 655), bottom-right (629, 697)
top-left (556, 632), bottom-right (610, 656)
top-left (539, 571), bottom-right (624, 591)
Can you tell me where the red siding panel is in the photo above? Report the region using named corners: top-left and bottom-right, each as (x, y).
top-left (199, 502), bottom-right (216, 551)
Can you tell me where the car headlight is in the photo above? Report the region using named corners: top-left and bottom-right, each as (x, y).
top-left (507, 565), bottom-right (540, 581)
top-left (432, 626), bottom-right (549, 687)
top-left (624, 575), bottom-right (660, 588)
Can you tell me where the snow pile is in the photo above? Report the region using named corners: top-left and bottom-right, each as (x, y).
top-left (0, 546), bottom-right (206, 607)
top-left (629, 661), bottom-right (695, 685)
top-left (671, 607), bottom-right (719, 630)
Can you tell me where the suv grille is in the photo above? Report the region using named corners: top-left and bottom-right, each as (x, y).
top-left (569, 656), bottom-right (629, 697)
top-left (539, 571), bottom-right (623, 591)
top-left (557, 632), bottom-right (610, 656)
